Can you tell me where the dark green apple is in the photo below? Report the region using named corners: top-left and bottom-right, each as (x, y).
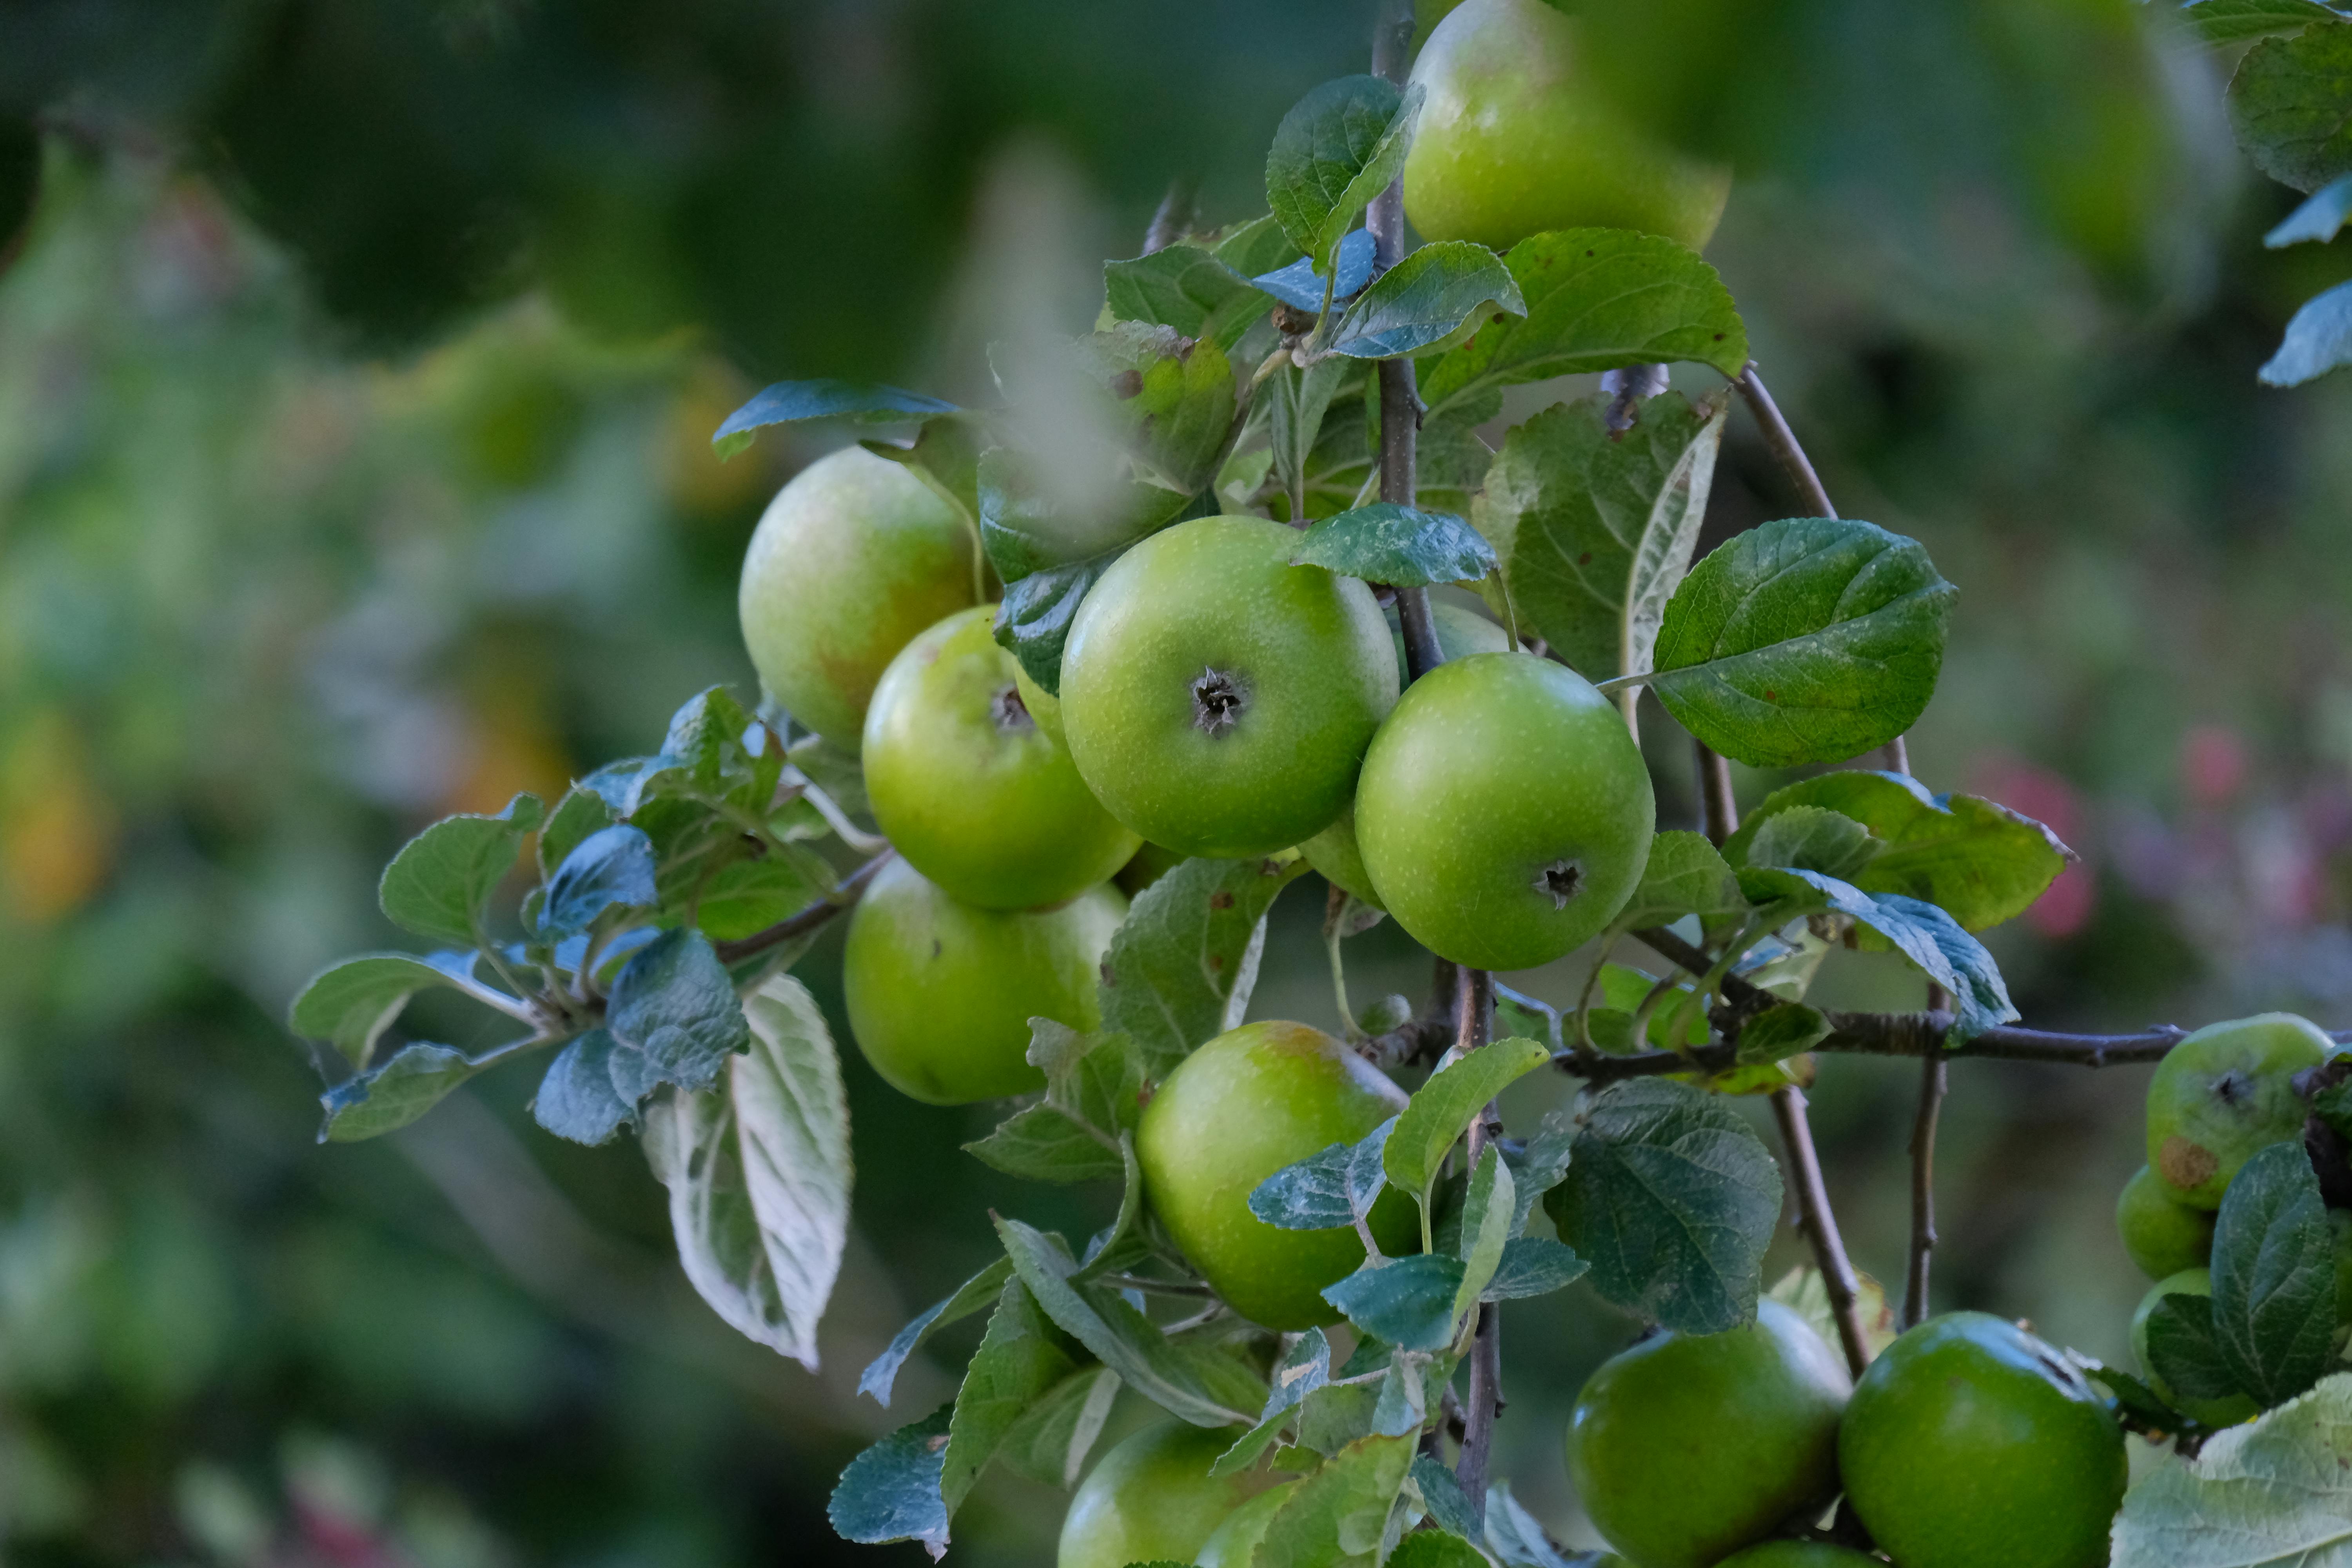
top-left (2129, 1269), bottom-right (2258, 1428)
top-left (1193, 1478), bottom-right (1297, 1568)
top-left (841, 856), bottom-right (1124, 1104)
top-left (737, 446), bottom-right (978, 748)
top-left (1715, 1545), bottom-right (1885, 1568)
top-left (1564, 1299), bottom-right (1850, 1568)
top-left (1402, 0), bottom-right (1731, 254)
top-left (1136, 1020), bottom-right (1417, 1330)
top-left (2144, 1013), bottom-right (2332, 1208)
top-left (1355, 652), bottom-right (1653, 971)
top-left (1058, 515), bottom-right (1398, 859)
top-left (862, 605), bottom-right (1139, 910)
top-left (1057, 1422), bottom-right (1267, 1568)
top-left (2115, 1163), bottom-right (2215, 1281)
top-left (1839, 1312), bottom-right (2125, 1568)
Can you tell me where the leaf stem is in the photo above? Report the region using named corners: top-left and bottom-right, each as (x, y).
top-left (711, 849), bottom-right (895, 966)
top-left (1732, 364), bottom-right (1837, 519)
top-left (1771, 1085), bottom-right (1873, 1379)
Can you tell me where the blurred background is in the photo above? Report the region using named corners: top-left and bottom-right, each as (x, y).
top-left (2, 0), bottom-right (2349, 1562)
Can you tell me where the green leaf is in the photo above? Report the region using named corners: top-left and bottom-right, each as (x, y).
top-left (1639, 517), bottom-right (1956, 768)
top-left (1214, 1330), bottom-right (1334, 1477)
top-left (1324, 241), bottom-right (1525, 360)
top-left (995, 1217), bottom-right (1261, 1427)
top-left (784, 731), bottom-right (869, 818)
top-left (1484, 1481), bottom-right (1578, 1568)
top-left (1322, 1255), bottom-right (1467, 1352)
top-left (1547, 1079), bottom-right (1782, 1335)
top-left (1102, 246), bottom-right (1273, 353)
top-left (2075, 1354), bottom-right (2192, 1435)
top-left (2184, 0), bottom-right (2350, 44)
top-left (1388, 1531), bottom-right (1491, 1568)
top-left (1722, 769), bottom-right (2073, 932)
top-left (714, 380), bottom-right (957, 458)
top-left (1078, 324), bottom-right (1239, 495)
top-left (1209, 213), bottom-right (1308, 276)
top-left (1419, 230), bottom-right (1748, 421)
top-left (1253, 230), bottom-right (1379, 312)
top-left (2267, 172), bottom-right (2352, 245)
top-left (317, 1042), bottom-right (484, 1142)
top-left (1250, 1118), bottom-right (1397, 1232)
top-left (1742, 805), bottom-right (1884, 881)
top-left (1502, 1113), bottom-right (1575, 1234)
top-left (538, 786), bottom-right (616, 881)
top-left (1268, 357), bottom-right (1356, 518)
top-left (1482, 1235), bottom-right (1589, 1301)
top-left (1032, 1020), bottom-right (1148, 1139)
top-left (2110, 1373), bottom-right (2352, 1567)
top-left (1736, 1004), bottom-right (1832, 1065)
top-left (858, 1263), bottom-right (1016, 1414)
top-left (1290, 504), bottom-right (1497, 588)
top-left (1252, 1431), bottom-right (1416, 1568)
top-left (1293, 389), bottom-right (1492, 521)
top-left (995, 1365), bottom-right (1121, 1490)
top-left (2229, 21), bottom-right (2352, 193)
top-left (964, 1104), bottom-right (1125, 1183)
top-left (2211, 1142), bottom-right (2338, 1408)
top-left (1409, 1455), bottom-right (1481, 1539)
top-left (538, 824), bottom-right (657, 936)
top-left (1609, 831), bottom-right (1747, 930)
top-left (2147, 1292), bottom-right (2243, 1403)
top-left (693, 857), bottom-right (824, 944)
top-left (532, 1030), bottom-right (635, 1144)
top-left (991, 550), bottom-right (1122, 695)
top-left (288, 951), bottom-right (485, 1069)
top-left (643, 974), bottom-right (850, 1371)
top-left (1384, 1037), bottom-right (1552, 1208)
top-left (377, 792), bottom-right (544, 947)
top-left (943, 1280), bottom-right (1080, 1512)
top-left (1473, 391), bottom-right (1728, 684)
top-left (2259, 278), bottom-right (2352, 387)
top-left (1736, 868), bottom-right (2018, 1043)
top-left (864, 416), bottom-right (985, 525)
top-left (826, 1405), bottom-right (952, 1554)
top-left (1265, 76), bottom-right (1423, 270)
top-left (1097, 853), bottom-right (1310, 1077)
top-left (603, 927), bottom-right (751, 1102)
top-left (1453, 1148), bottom-right (1515, 1320)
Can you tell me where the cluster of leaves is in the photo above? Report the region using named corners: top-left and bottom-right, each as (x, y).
top-left (288, 686), bottom-right (866, 1368)
top-left (2180, 0), bottom-right (2352, 385)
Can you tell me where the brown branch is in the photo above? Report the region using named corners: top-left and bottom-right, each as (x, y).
top-left (1771, 1086), bottom-right (1872, 1379)
top-left (1733, 365), bottom-right (1836, 519)
top-left (711, 850), bottom-right (893, 965)
top-left (1694, 741), bottom-right (1738, 847)
top-left (1904, 1048), bottom-right (1945, 1329)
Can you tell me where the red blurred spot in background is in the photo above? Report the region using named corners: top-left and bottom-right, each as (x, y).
top-left (2181, 723), bottom-right (2248, 809)
top-left (1973, 757), bottom-right (2095, 939)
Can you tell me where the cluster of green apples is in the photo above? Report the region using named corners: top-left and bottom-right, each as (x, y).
top-left (737, 450), bottom-right (1663, 1107)
top-left (2115, 1012), bottom-right (2345, 1425)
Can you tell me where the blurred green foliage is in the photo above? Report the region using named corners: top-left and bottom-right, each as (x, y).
top-left (2, 0), bottom-right (2351, 1561)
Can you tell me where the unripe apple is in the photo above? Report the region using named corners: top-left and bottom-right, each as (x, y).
top-left (1839, 1312), bottom-right (2125, 1568)
top-left (841, 857), bottom-right (1124, 1104)
top-left (2143, 1012), bottom-right (2333, 1208)
top-left (2115, 1163), bottom-right (2214, 1281)
top-left (862, 605), bottom-right (1139, 910)
top-left (1193, 1479), bottom-right (1297, 1568)
top-left (1058, 1422), bottom-right (1267, 1568)
top-left (737, 446), bottom-right (978, 748)
top-left (1355, 652), bottom-right (1654, 971)
top-left (1715, 1545), bottom-right (1885, 1568)
top-left (2129, 1269), bottom-right (2258, 1429)
top-left (1136, 1020), bottom-right (1417, 1330)
top-left (1402, 0), bottom-right (1731, 254)
top-left (1564, 1299), bottom-right (1850, 1568)
top-left (1059, 515), bottom-right (1399, 859)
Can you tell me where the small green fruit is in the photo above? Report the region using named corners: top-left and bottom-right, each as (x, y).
top-left (1011, 656), bottom-right (1066, 747)
top-left (1137, 1020), bottom-right (1417, 1330)
top-left (1402, 0), bottom-right (1731, 253)
top-left (2129, 1268), bottom-right (2258, 1428)
top-left (1840, 1312), bottom-right (2126, 1568)
top-left (737, 446), bottom-right (979, 748)
top-left (1057, 1423), bottom-right (1267, 1568)
top-left (2115, 1163), bottom-right (2216, 1280)
top-left (1356, 652), bottom-right (1654, 971)
top-left (2144, 1013), bottom-right (2332, 1208)
top-left (1193, 1479), bottom-right (1296, 1568)
top-left (1715, 1544), bottom-right (1886, 1568)
top-left (1060, 515), bottom-right (1399, 859)
top-left (842, 857), bottom-right (1124, 1104)
top-left (1564, 1299), bottom-right (1851, 1568)
top-left (862, 605), bottom-right (1139, 910)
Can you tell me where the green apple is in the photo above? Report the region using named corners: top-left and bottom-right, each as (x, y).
top-left (841, 856), bottom-right (1124, 1104)
top-left (1402, 0), bottom-right (1732, 254)
top-left (2144, 1012), bottom-right (2332, 1208)
top-left (1059, 515), bottom-right (1399, 859)
top-left (737, 446), bottom-right (978, 748)
top-left (2115, 1163), bottom-right (2215, 1281)
top-left (2129, 1269), bottom-right (2258, 1428)
top-left (1839, 1312), bottom-right (2125, 1568)
top-left (1011, 655), bottom-right (1067, 747)
top-left (1355, 652), bottom-right (1654, 971)
top-left (1715, 1545), bottom-right (1885, 1568)
top-left (862, 605), bottom-right (1139, 910)
top-left (1193, 1478), bottom-right (1296, 1568)
top-left (1058, 1422), bottom-right (1267, 1568)
top-left (1137, 1020), bottom-right (1417, 1330)
top-left (1564, 1299), bottom-right (1850, 1568)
